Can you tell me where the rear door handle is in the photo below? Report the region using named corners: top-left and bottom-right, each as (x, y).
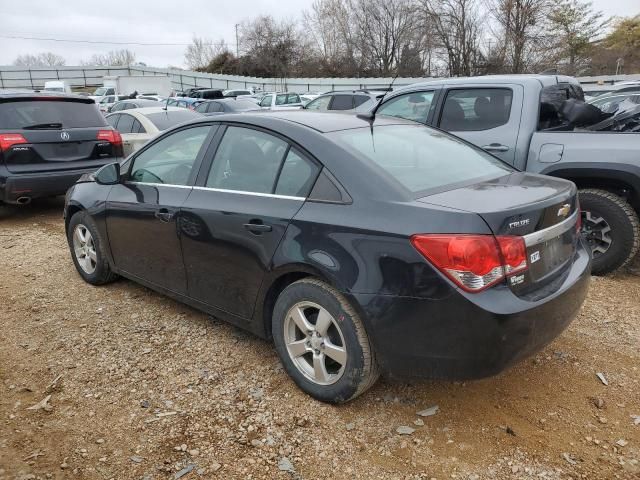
top-left (155, 208), bottom-right (176, 222)
top-left (244, 221), bottom-right (272, 234)
top-left (482, 143), bottom-right (510, 152)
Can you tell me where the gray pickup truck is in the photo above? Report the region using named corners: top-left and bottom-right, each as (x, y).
top-left (371, 75), bottom-right (640, 274)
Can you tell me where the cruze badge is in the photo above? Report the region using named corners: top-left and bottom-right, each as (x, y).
top-left (557, 204), bottom-right (571, 217)
top-left (508, 218), bottom-right (530, 229)
top-left (60, 131), bottom-right (70, 141)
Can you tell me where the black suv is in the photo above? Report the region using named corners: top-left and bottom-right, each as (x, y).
top-left (0, 90), bottom-right (123, 205)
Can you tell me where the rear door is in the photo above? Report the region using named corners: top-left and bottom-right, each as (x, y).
top-left (433, 85), bottom-right (523, 164)
top-left (180, 125), bottom-right (320, 319)
top-left (0, 98), bottom-right (120, 174)
top-left (105, 124), bottom-right (215, 294)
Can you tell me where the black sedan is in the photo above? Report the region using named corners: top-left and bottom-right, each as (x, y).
top-left (64, 112), bottom-right (591, 403)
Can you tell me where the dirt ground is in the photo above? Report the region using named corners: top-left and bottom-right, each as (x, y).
top-left (1, 198), bottom-right (639, 480)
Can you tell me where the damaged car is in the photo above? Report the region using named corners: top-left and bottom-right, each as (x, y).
top-left (369, 75), bottom-right (640, 274)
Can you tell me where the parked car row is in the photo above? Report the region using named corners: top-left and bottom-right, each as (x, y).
top-left (3, 72), bottom-right (638, 404)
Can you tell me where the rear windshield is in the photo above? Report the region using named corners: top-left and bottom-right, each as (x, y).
top-left (330, 124), bottom-right (513, 195)
top-left (145, 110), bottom-right (201, 130)
top-left (0, 100), bottom-right (107, 129)
top-left (229, 99), bottom-right (260, 111)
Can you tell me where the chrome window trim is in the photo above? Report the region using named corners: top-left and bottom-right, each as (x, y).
top-left (192, 185), bottom-right (305, 201)
top-left (522, 209), bottom-right (578, 247)
top-left (127, 181), bottom-right (192, 189)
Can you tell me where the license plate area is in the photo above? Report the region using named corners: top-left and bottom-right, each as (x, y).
top-left (526, 228), bottom-right (575, 281)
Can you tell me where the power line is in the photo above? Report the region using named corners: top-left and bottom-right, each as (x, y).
top-left (0, 34), bottom-right (190, 46)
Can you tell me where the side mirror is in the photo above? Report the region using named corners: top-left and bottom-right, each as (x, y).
top-left (95, 162), bottom-right (121, 185)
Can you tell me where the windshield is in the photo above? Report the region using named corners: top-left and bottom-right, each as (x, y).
top-left (330, 124), bottom-right (513, 195)
top-left (0, 100), bottom-right (107, 129)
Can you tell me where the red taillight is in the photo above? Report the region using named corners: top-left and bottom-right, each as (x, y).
top-left (0, 133), bottom-right (28, 151)
top-left (411, 234), bottom-right (528, 292)
top-left (96, 129), bottom-right (122, 146)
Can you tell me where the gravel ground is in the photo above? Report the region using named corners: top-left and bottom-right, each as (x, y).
top-left (1, 198), bottom-right (639, 480)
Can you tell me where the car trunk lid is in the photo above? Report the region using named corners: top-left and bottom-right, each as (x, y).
top-left (417, 172), bottom-right (580, 297)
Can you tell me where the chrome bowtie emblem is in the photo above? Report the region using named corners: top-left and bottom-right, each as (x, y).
top-left (60, 131), bottom-right (70, 141)
top-left (557, 204), bottom-right (571, 217)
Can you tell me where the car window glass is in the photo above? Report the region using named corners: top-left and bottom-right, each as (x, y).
top-left (195, 102), bottom-right (208, 113)
top-left (275, 149), bottom-right (319, 197)
top-left (276, 94), bottom-right (287, 105)
top-left (378, 91), bottom-right (435, 123)
top-left (305, 96), bottom-right (331, 111)
top-left (439, 88), bottom-right (513, 131)
top-left (110, 103), bottom-right (123, 112)
top-left (130, 126), bottom-right (211, 185)
top-left (115, 113), bottom-right (135, 134)
top-left (206, 126), bottom-right (288, 194)
top-left (330, 95), bottom-right (354, 110)
top-left (260, 95), bottom-right (272, 107)
top-left (132, 118), bottom-right (146, 134)
top-left (106, 114), bottom-right (120, 129)
top-left (210, 102), bottom-right (223, 112)
top-left (353, 95), bottom-right (371, 107)
top-left (287, 94), bottom-right (300, 104)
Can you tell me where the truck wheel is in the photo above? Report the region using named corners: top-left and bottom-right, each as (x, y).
top-left (579, 189), bottom-right (639, 275)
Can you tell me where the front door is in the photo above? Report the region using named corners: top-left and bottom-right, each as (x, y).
top-left (180, 125), bottom-right (320, 319)
top-left (106, 124), bottom-right (214, 294)
top-left (434, 86), bottom-right (523, 165)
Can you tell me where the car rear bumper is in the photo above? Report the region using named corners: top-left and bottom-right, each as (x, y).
top-left (0, 163), bottom-right (114, 204)
top-left (353, 238), bottom-right (591, 380)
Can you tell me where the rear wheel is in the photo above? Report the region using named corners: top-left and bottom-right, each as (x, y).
top-left (67, 211), bottom-right (118, 285)
top-left (579, 189), bottom-right (639, 275)
top-left (272, 278), bottom-right (379, 403)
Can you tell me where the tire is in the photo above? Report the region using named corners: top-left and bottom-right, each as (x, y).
top-left (579, 189), bottom-right (640, 275)
top-left (67, 211), bottom-right (118, 285)
top-left (272, 278), bottom-right (379, 403)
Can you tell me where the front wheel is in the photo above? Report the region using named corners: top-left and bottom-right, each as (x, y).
top-left (272, 278), bottom-right (379, 403)
top-left (579, 189), bottom-right (639, 275)
top-left (67, 211), bottom-right (118, 285)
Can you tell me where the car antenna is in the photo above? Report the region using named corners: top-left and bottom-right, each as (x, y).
top-left (163, 95), bottom-right (170, 111)
top-left (357, 72), bottom-right (399, 123)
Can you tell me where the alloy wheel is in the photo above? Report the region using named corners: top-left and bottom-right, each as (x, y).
top-left (72, 224), bottom-right (97, 274)
top-left (283, 301), bottom-right (347, 385)
top-left (582, 210), bottom-right (613, 256)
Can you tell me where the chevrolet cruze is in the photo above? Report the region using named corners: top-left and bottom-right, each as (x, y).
top-left (64, 111), bottom-right (591, 403)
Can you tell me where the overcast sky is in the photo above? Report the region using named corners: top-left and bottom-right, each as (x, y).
top-left (1, 0), bottom-right (638, 68)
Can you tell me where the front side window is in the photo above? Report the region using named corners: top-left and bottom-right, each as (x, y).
top-left (195, 102), bottom-right (208, 113)
top-left (329, 95), bottom-right (354, 110)
top-left (439, 88), bottom-right (513, 131)
top-left (305, 95), bottom-right (331, 111)
top-left (130, 126), bottom-right (211, 185)
top-left (275, 94), bottom-right (288, 105)
top-left (206, 126), bottom-right (288, 194)
top-left (378, 91), bottom-right (435, 123)
top-left (331, 124), bottom-right (512, 195)
top-left (287, 94), bottom-right (300, 104)
top-left (110, 103), bottom-right (125, 112)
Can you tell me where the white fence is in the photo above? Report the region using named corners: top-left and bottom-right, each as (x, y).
top-left (1, 65), bottom-right (639, 93)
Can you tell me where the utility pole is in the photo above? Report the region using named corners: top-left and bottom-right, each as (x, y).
top-left (235, 24), bottom-right (240, 58)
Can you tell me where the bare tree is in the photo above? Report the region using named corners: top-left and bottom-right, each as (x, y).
top-left (488, 0), bottom-right (553, 73)
top-left (184, 37), bottom-right (227, 70)
top-left (13, 52), bottom-right (66, 67)
top-left (421, 0), bottom-right (484, 76)
top-left (81, 49), bottom-right (137, 66)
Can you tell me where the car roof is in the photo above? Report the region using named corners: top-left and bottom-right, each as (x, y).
top-left (108, 106), bottom-right (187, 115)
top-left (184, 110), bottom-right (416, 133)
top-left (0, 89), bottom-right (94, 103)
top-left (400, 74), bottom-right (580, 90)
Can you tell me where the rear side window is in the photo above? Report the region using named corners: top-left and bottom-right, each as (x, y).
top-left (439, 88), bottom-right (512, 131)
top-left (275, 149), bottom-right (319, 197)
top-left (195, 102), bottom-right (208, 113)
top-left (115, 113), bottom-right (135, 133)
top-left (353, 95), bottom-right (371, 107)
top-left (145, 110), bottom-right (200, 130)
top-left (0, 100), bottom-right (107, 129)
top-left (132, 119), bottom-right (146, 134)
top-left (330, 95), bottom-right (354, 110)
top-left (275, 94), bottom-right (288, 105)
top-left (331, 125), bottom-right (512, 195)
top-left (287, 94), bottom-right (300, 104)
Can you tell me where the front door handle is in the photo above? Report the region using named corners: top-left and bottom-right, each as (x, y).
top-left (155, 208), bottom-right (176, 222)
top-left (482, 143), bottom-right (510, 152)
top-left (244, 221), bottom-right (272, 234)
